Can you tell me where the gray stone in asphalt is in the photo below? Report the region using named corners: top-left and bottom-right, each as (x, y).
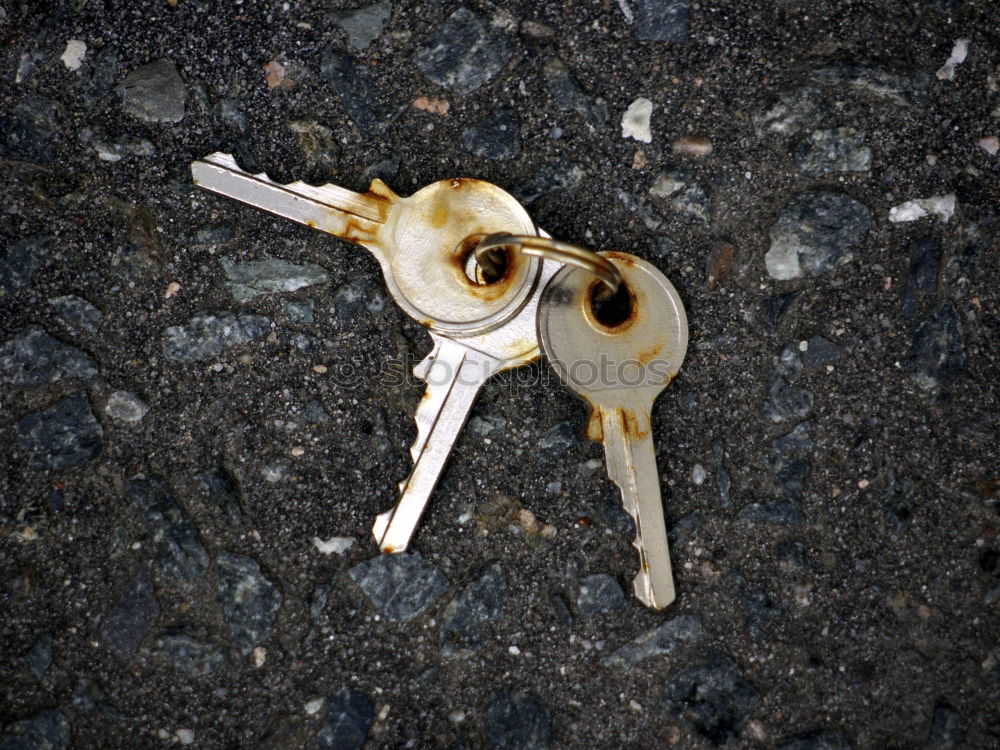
top-left (194, 467), bottom-right (242, 523)
top-left (803, 336), bottom-right (842, 367)
top-left (21, 634), bottom-right (53, 680)
top-left (602, 614), bottom-right (703, 667)
top-left (333, 0), bottom-right (392, 51)
top-left (317, 687), bottom-right (375, 750)
top-left (0, 327), bottom-right (98, 385)
top-left (349, 552), bottom-right (448, 622)
top-left (900, 237), bottom-right (942, 319)
top-left (927, 702), bottom-right (963, 748)
top-left (795, 127), bottom-right (872, 176)
top-left (82, 44), bottom-right (119, 105)
top-left (909, 302), bottom-right (965, 396)
top-left (660, 652), bottom-right (759, 744)
top-left (99, 563), bottom-right (160, 657)
top-left (17, 393), bottom-right (104, 471)
top-left (414, 7), bottom-right (515, 96)
top-left (220, 256), bottom-right (330, 303)
top-left (765, 191), bottom-right (873, 280)
top-left (462, 109), bottom-right (521, 160)
top-left (1, 234), bottom-right (51, 293)
top-left (116, 59), bottom-right (186, 123)
top-left (127, 475), bottom-right (209, 583)
top-left (543, 57), bottom-right (609, 129)
top-left (320, 47), bottom-right (397, 135)
top-left (0, 95), bottom-right (62, 165)
top-left (537, 420), bottom-right (579, 453)
top-left (105, 391), bottom-right (149, 423)
top-left (577, 574), bottom-right (625, 617)
top-left (281, 299), bottom-right (315, 324)
top-left (808, 63), bottom-right (929, 109)
top-left (161, 312), bottom-right (271, 362)
top-left (767, 421), bottom-right (813, 501)
top-left (215, 551), bottom-right (283, 653)
top-left (485, 690), bottom-right (551, 750)
top-left (762, 344), bottom-right (812, 423)
top-left (617, 188), bottom-right (664, 231)
top-left (753, 85), bottom-right (826, 137)
top-left (441, 563), bottom-right (508, 654)
top-left (332, 277), bottom-right (386, 324)
top-left (512, 159), bottom-right (584, 204)
top-left (633, 0), bottom-right (690, 42)
top-left (48, 295), bottom-right (102, 335)
top-left (736, 502), bottom-right (805, 527)
top-left (0, 710), bottom-right (70, 750)
top-left (145, 628), bottom-right (227, 677)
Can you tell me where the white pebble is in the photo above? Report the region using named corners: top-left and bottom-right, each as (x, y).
top-left (508, 645), bottom-right (521, 655)
top-left (304, 698), bottom-right (325, 715)
top-left (176, 729), bottom-right (195, 745)
top-left (888, 194), bottom-right (956, 223)
top-left (546, 481), bottom-right (562, 495)
top-left (311, 536), bottom-right (355, 555)
top-left (672, 135), bottom-right (713, 157)
top-left (252, 646), bottom-right (266, 668)
top-left (621, 97), bottom-right (653, 143)
top-left (105, 390), bottom-right (150, 423)
top-left (978, 136), bottom-right (999, 156)
top-left (60, 40), bottom-right (87, 71)
top-left (936, 38), bottom-right (969, 81)
top-left (691, 464), bottom-right (707, 485)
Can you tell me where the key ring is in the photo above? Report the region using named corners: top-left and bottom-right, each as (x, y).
top-left (471, 233), bottom-right (622, 295)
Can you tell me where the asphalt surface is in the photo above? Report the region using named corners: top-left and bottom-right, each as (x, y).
top-left (1, 1), bottom-right (999, 748)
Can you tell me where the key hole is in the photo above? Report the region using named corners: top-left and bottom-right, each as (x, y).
top-left (459, 237), bottom-right (510, 285)
top-left (589, 280), bottom-right (634, 327)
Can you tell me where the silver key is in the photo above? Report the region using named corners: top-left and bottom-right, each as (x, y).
top-left (190, 153), bottom-right (552, 552)
top-left (537, 252), bottom-right (688, 609)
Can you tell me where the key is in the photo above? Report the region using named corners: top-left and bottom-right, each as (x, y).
top-left (191, 152), bottom-right (543, 337)
top-left (537, 252), bottom-right (688, 609)
top-left (191, 153), bottom-right (555, 552)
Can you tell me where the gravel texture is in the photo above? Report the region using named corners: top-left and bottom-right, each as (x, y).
top-left (1, 1), bottom-right (998, 748)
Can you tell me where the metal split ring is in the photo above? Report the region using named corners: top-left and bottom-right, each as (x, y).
top-left (471, 233), bottom-right (622, 295)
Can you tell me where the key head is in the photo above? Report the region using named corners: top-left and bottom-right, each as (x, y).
top-left (537, 251), bottom-right (688, 414)
top-left (383, 178), bottom-right (542, 338)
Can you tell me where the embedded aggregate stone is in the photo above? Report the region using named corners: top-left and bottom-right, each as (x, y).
top-left (145, 628), bottom-right (227, 677)
top-left (99, 564), bottom-right (160, 657)
top-left (543, 57), bottom-right (609, 129)
top-left (761, 291), bottom-right (799, 333)
top-left (127, 475), bottom-right (209, 583)
top-left (1, 234), bottom-right (51, 293)
top-left (908, 302), bottom-right (965, 396)
top-left (194, 467), bottom-right (242, 523)
top-left (762, 344), bottom-right (813, 423)
top-left (660, 652), bottom-right (760, 744)
top-left (485, 690), bottom-right (552, 750)
top-left (633, 0), bottom-right (690, 42)
top-left (21, 633), bottom-right (53, 680)
top-left (602, 614), bottom-right (703, 667)
top-left (441, 563), bottom-right (508, 654)
top-left (808, 63), bottom-right (929, 108)
top-left (349, 552), bottom-right (448, 622)
top-left (0, 95), bottom-right (62, 165)
top-left (0, 710), bottom-right (70, 750)
top-left (0, 327), bottom-right (98, 386)
top-left (802, 336), bottom-right (842, 367)
top-left (317, 688), bottom-right (375, 750)
top-left (927, 702), bottom-right (963, 747)
top-left (794, 127), bottom-right (872, 175)
top-left (537, 420), bottom-right (578, 453)
top-left (104, 390), bottom-right (149, 423)
top-left (320, 47), bottom-right (396, 135)
top-left (767, 421), bottom-right (813, 501)
top-left (219, 256), bottom-right (331, 303)
top-left (332, 277), bottom-right (385, 323)
top-left (48, 295), bottom-right (102, 334)
top-left (281, 299), bottom-right (315, 323)
top-left (753, 85), bottom-right (827, 137)
top-left (215, 551), bottom-right (283, 653)
top-left (115, 59), bottom-right (186, 123)
top-left (462, 109), bottom-right (521, 161)
top-left (765, 191), bottom-right (873, 280)
top-left (576, 574), bottom-right (625, 617)
top-left (736, 501), bottom-right (805, 527)
top-left (82, 44), bottom-right (120, 105)
top-left (332, 0), bottom-right (392, 51)
top-left (414, 7), bottom-right (515, 96)
top-left (512, 159), bottom-right (584, 204)
top-left (899, 237), bottom-right (942, 319)
top-left (161, 312), bottom-right (271, 362)
top-left (17, 393), bottom-right (104, 471)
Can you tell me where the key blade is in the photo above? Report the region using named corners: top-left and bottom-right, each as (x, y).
top-left (596, 406), bottom-right (676, 610)
top-left (191, 152), bottom-right (391, 245)
top-left (373, 335), bottom-right (504, 554)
